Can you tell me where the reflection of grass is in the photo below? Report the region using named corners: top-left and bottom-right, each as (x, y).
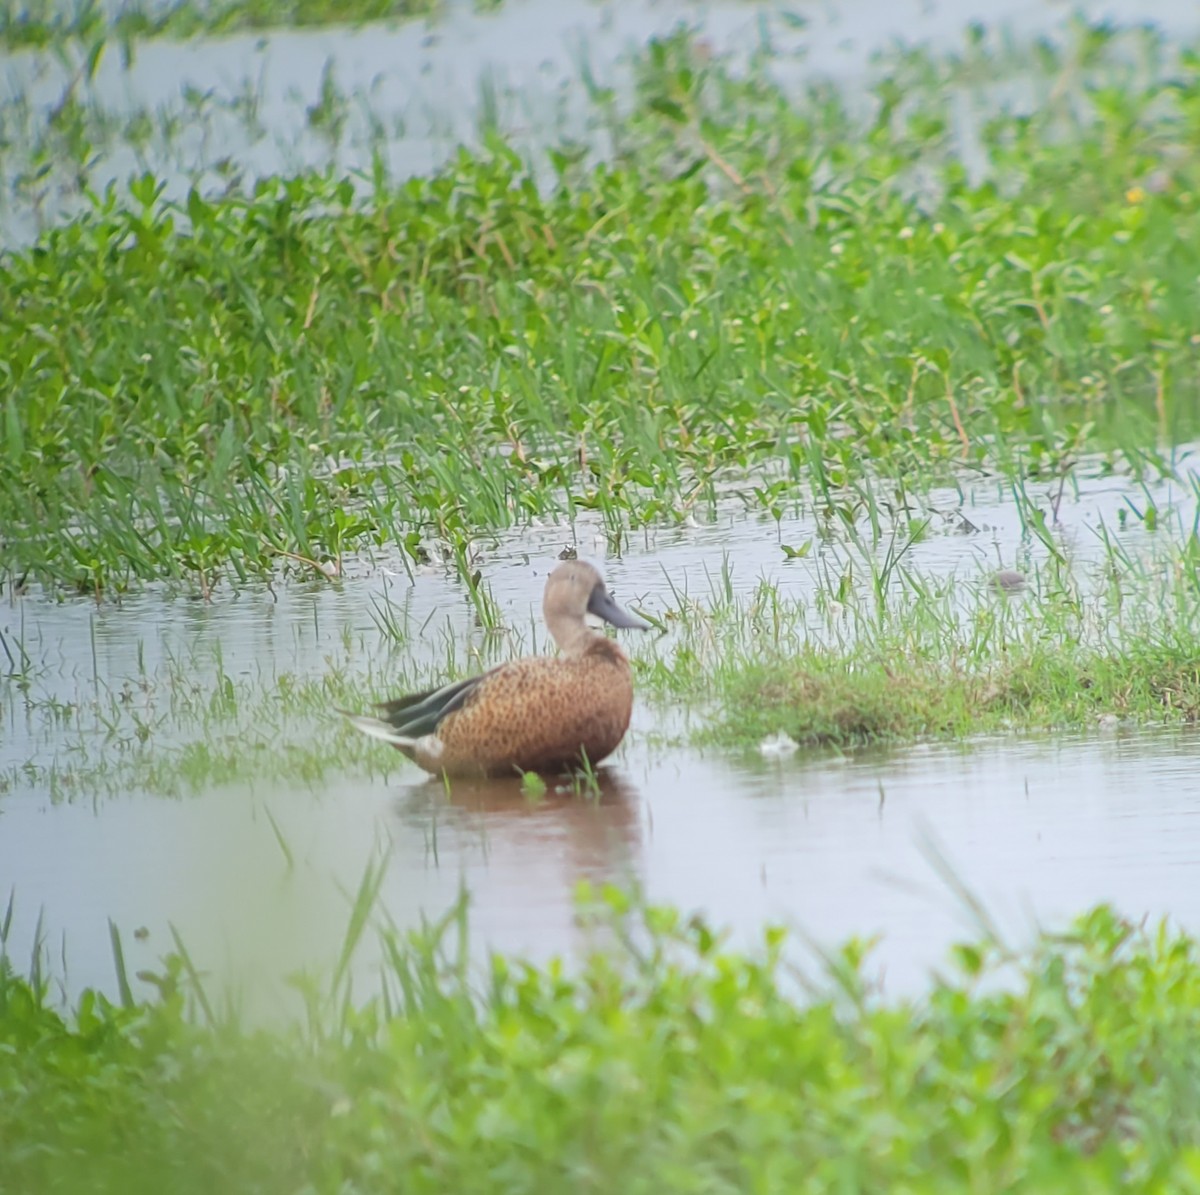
top-left (4, 892), bottom-right (1200, 1190)
top-left (3, 25), bottom-right (1200, 592)
top-left (0, 0), bottom-right (440, 51)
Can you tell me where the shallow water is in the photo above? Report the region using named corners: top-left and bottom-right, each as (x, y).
top-left (4, 461), bottom-right (1200, 1007)
top-left (5, 727), bottom-right (1200, 1007)
top-left (4, 454), bottom-right (1198, 774)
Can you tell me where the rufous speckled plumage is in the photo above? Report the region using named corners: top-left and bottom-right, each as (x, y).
top-left (342, 560), bottom-right (649, 777)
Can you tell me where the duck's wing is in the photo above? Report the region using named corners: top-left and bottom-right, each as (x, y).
top-left (372, 670), bottom-right (495, 738)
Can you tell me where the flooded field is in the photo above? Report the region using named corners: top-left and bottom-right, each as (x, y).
top-left (5, 0), bottom-right (1200, 1018)
top-left (5, 456), bottom-right (1200, 1009)
top-left (11, 0), bottom-right (1200, 1184)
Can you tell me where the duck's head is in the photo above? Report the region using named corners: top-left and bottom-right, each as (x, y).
top-left (543, 559), bottom-right (650, 654)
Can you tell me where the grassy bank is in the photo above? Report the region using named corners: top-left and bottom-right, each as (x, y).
top-left (4, 897), bottom-right (1200, 1192)
top-left (642, 545), bottom-right (1200, 749)
top-left (710, 637), bottom-right (1200, 748)
top-left (4, 25), bottom-right (1200, 593)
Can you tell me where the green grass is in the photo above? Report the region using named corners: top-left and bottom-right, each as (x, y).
top-left (4, 25), bottom-right (1200, 593)
top-left (638, 539), bottom-right (1200, 749)
top-left (0, 0), bottom-right (439, 51)
top-left (710, 639), bottom-right (1200, 748)
top-left (6, 894), bottom-right (1200, 1191)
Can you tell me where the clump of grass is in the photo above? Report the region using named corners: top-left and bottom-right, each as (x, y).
top-left (637, 538), bottom-right (1200, 750)
top-left (519, 769), bottom-right (546, 801)
top-left (714, 640), bottom-right (1200, 750)
top-left (720, 654), bottom-right (975, 746)
top-left (5, 894), bottom-right (1200, 1191)
top-left (0, 961), bottom-right (327, 1193)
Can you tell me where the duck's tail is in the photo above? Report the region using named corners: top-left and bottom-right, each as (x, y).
top-left (337, 710), bottom-right (420, 757)
top-left (339, 672), bottom-right (489, 764)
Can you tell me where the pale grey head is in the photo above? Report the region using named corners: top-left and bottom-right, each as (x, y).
top-left (543, 559), bottom-right (650, 657)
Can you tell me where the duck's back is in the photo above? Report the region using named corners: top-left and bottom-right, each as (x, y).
top-left (437, 640), bottom-right (634, 777)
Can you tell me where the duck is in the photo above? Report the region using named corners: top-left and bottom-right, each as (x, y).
top-left (341, 559), bottom-right (650, 778)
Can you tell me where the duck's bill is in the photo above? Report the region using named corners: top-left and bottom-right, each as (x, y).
top-left (588, 586), bottom-right (652, 630)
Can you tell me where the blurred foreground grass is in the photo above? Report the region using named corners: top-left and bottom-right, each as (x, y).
top-left (4, 895), bottom-right (1200, 1192)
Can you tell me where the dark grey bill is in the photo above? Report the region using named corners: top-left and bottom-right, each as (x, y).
top-left (588, 583), bottom-right (651, 630)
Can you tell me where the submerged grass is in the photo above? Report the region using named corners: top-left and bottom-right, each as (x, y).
top-left (5, 894), bottom-right (1200, 1191)
top-left (4, 24), bottom-right (1200, 591)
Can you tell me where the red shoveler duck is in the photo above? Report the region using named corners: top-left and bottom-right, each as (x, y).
top-left (342, 559), bottom-right (649, 777)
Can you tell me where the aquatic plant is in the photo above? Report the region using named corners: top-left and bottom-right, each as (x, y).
top-left (2, 24), bottom-right (1199, 593)
top-left (0, 0), bottom-right (439, 52)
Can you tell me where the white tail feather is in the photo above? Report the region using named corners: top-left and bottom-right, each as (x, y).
top-left (340, 711), bottom-right (417, 749)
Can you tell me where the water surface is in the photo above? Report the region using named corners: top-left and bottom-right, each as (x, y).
top-left (5, 727), bottom-right (1200, 1007)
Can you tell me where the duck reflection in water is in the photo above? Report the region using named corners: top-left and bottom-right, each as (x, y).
top-left (392, 766), bottom-right (644, 888)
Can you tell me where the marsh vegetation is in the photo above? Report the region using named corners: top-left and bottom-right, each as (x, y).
top-left (5, 2), bottom-right (1200, 1188)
